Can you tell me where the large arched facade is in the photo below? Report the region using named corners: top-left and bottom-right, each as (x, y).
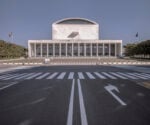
top-left (28, 18), bottom-right (122, 58)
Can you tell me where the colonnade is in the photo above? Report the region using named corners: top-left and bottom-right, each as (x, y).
top-left (29, 42), bottom-right (122, 58)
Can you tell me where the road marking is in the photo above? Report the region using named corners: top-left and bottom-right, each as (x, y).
top-left (57, 72), bottom-right (66, 79)
top-left (94, 72), bottom-right (106, 79)
top-left (25, 73), bottom-right (42, 80)
top-left (77, 79), bottom-right (88, 125)
top-left (126, 73), bottom-right (141, 79)
top-left (66, 79), bottom-right (75, 125)
top-left (35, 72), bottom-right (50, 79)
top-left (128, 73), bottom-right (147, 79)
top-left (15, 73), bottom-right (35, 80)
top-left (68, 72), bottom-right (74, 79)
top-left (3, 73), bottom-right (27, 80)
top-left (137, 73), bottom-right (150, 79)
top-left (0, 74), bottom-right (17, 79)
top-left (78, 72), bottom-right (85, 79)
top-left (0, 81), bottom-right (19, 91)
top-left (86, 72), bottom-right (95, 79)
top-left (117, 72), bottom-right (138, 79)
top-left (102, 72), bottom-right (117, 79)
top-left (110, 72), bottom-right (128, 79)
top-left (131, 73), bottom-right (149, 79)
top-left (47, 72), bottom-right (58, 79)
top-left (141, 73), bottom-right (150, 78)
top-left (104, 84), bottom-right (127, 106)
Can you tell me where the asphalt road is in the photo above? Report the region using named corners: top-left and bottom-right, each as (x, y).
top-left (0, 65), bottom-right (150, 125)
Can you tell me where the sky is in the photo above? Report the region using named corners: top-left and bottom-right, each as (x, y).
top-left (0, 0), bottom-right (150, 47)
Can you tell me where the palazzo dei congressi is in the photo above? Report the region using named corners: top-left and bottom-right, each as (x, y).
top-left (28, 18), bottom-right (122, 58)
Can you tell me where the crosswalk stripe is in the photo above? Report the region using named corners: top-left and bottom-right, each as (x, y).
top-left (86, 72), bottom-right (95, 79)
top-left (141, 73), bottom-right (150, 78)
top-left (47, 72), bottom-right (58, 79)
top-left (15, 73), bottom-right (35, 80)
top-left (102, 72), bottom-right (117, 79)
top-left (110, 72), bottom-right (128, 79)
top-left (78, 72), bottom-right (85, 79)
top-left (36, 73), bottom-right (50, 79)
top-left (25, 73), bottom-right (42, 80)
top-left (139, 73), bottom-right (150, 79)
top-left (117, 72), bottom-right (138, 79)
top-left (128, 73), bottom-right (148, 79)
top-left (0, 74), bottom-right (17, 79)
top-left (94, 72), bottom-right (106, 79)
top-left (68, 72), bottom-right (74, 79)
top-left (3, 73), bottom-right (27, 80)
top-left (57, 72), bottom-right (66, 79)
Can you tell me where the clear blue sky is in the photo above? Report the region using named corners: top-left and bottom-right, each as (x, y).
top-left (0, 0), bottom-right (150, 47)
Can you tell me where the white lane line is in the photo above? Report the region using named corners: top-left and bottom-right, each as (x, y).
top-left (66, 79), bottom-right (75, 125)
top-left (110, 72), bottom-right (128, 79)
top-left (68, 72), bottom-right (74, 79)
top-left (78, 72), bottom-right (85, 79)
top-left (102, 72), bottom-right (117, 79)
top-left (117, 72), bottom-right (138, 79)
top-left (35, 73), bottom-right (50, 79)
top-left (46, 72), bottom-right (58, 79)
top-left (137, 73), bottom-right (150, 79)
top-left (130, 73), bottom-right (148, 79)
top-left (3, 73), bottom-right (27, 80)
top-left (77, 79), bottom-right (88, 125)
top-left (94, 72), bottom-right (106, 79)
top-left (126, 73), bottom-right (142, 79)
top-left (86, 72), bottom-right (95, 79)
top-left (0, 81), bottom-right (19, 91)
top-left (15, 73), bottom-right (35, 80)
top-left (57, 72), bottom-right (66, 79)
top-left (25, 72), bottom-right (42, 80)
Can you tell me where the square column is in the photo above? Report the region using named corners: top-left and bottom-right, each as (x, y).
top-left (66, 43), bottom-right (67, 57)
top-left (109, 42), bottom-right (110, 57)
top-left (34, 43), bottom-right (36, 57)
top-left (78, 43), bottom-right (80, 57)
top-left (84, 43), bottom-right (86, 57)
top-left (59, 43), bottom-right (61, 57)
top-left (103, 43), bottom-right (105, 56)
top-left (91, 43), bottom-right (92, 57)
top-left (115, 43), bottom-right (117, 57)
top-left (96, 43), bottom-right (98, 57)
top-left (53, 44), bottom-right (55, 57)
top-left (120, 42), bottom-right (122, 56)
top-left (72, 43), bottom-right (74, 57)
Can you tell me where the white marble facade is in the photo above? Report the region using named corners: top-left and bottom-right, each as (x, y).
top-left (28, 18), bottom-right (122, 58)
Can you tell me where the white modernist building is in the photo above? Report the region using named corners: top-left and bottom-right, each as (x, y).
top-left (28, 18), bottom-right (122, 58)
